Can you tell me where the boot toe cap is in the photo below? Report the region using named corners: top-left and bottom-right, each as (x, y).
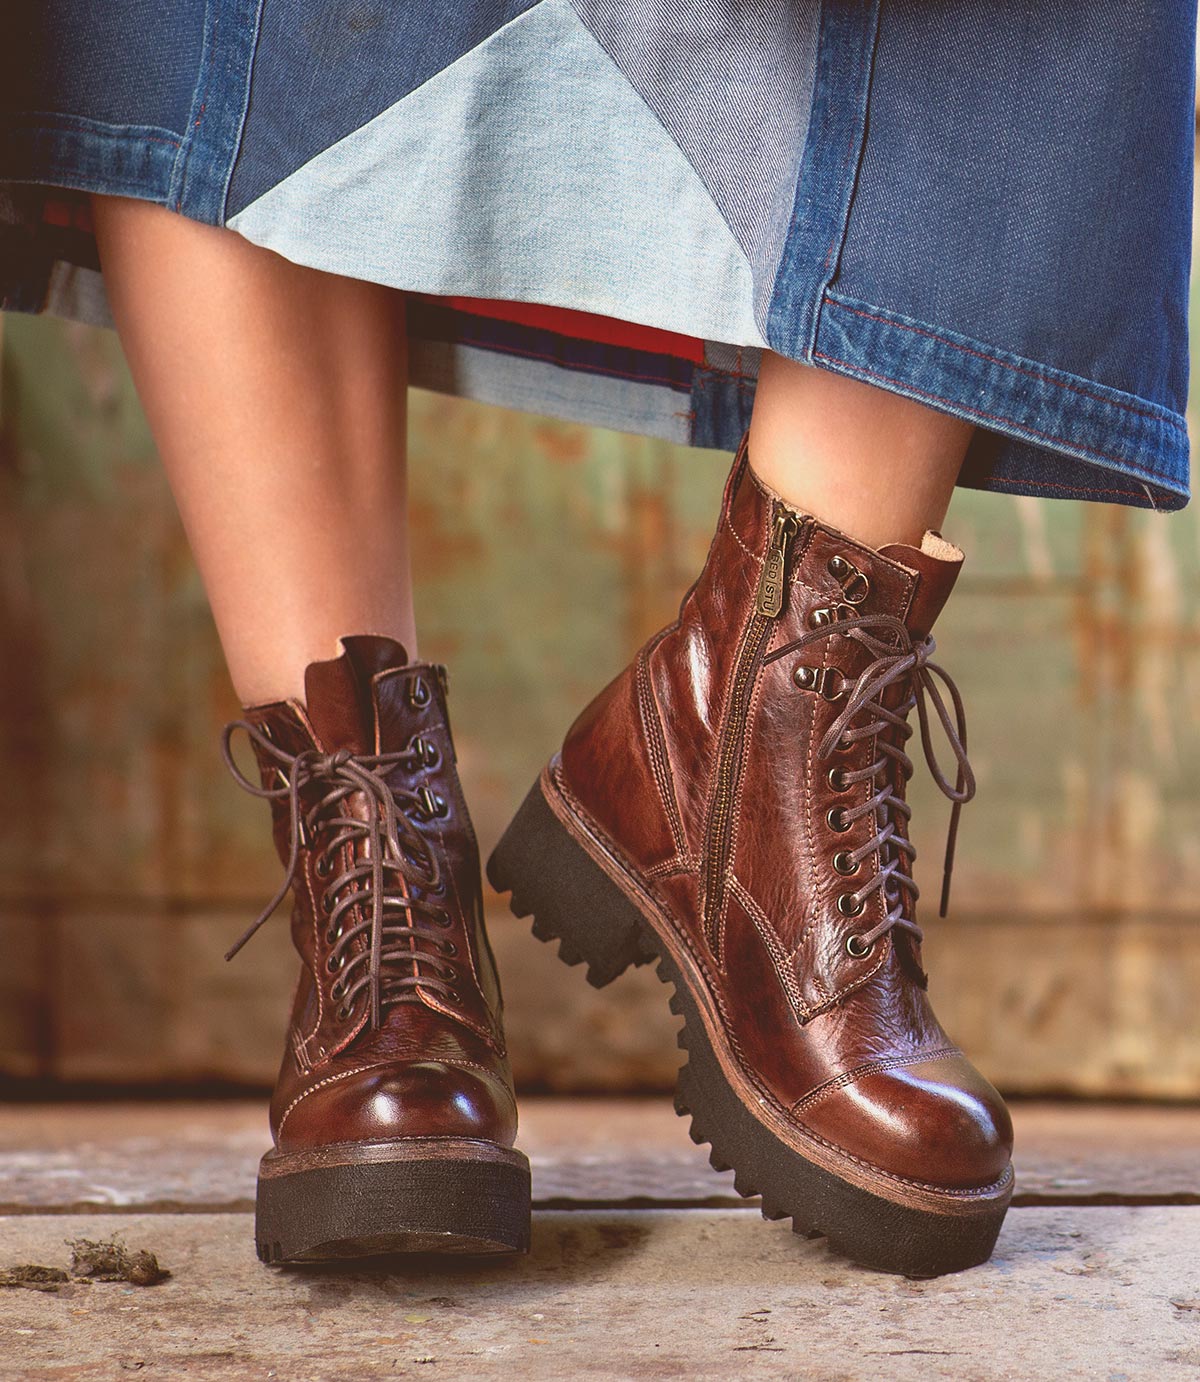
top-left (277, 1060), bottom-right (518, 1151)
top-left (798, 1054), bottom-right (1013, 1191)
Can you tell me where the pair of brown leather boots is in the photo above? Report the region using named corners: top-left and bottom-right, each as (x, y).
top-left (225, 436), bottom-right (1012, 1277)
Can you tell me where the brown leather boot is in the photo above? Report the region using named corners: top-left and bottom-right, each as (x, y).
top-left (224, 635), bottom-right (529, 1263)
top-left (489, 438), bottom-right (1012, 1276)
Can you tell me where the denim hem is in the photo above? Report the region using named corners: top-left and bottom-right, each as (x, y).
top-left (765, 0), bottom-right (880, 356)
top-left (0, 116), bottom-right (180, 204)
top-left (813, 292), bottom-right (1190, 511)
top-left (170, 0), bottom-right (264, 223)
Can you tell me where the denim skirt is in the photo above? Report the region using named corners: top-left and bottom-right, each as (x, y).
top-left (0, 1), bottom-right (1194, 509)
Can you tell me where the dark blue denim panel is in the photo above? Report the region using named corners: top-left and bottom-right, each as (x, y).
top-left (689, 364), bottom-right (757, 450)
top-left (226, 0), bottom-right (540, 215)
top-left (0, 0), bottom-right (207, 136)
top-left (813, 293), bottom-right (1189, 510)
top-left (836, 0), bottom-right (1196, 416)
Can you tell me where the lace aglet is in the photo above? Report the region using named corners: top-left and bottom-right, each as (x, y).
top-left (938, 869), bottom-right (952, 919)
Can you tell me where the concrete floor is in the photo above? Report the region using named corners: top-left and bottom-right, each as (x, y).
top-left (1, 1100), bottom-right (1198, 1380)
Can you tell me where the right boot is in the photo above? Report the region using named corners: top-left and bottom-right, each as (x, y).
top-left (489, 437), bottom-right (1012, 1276)
top-left (224, 634), bottom-right (530, 1263)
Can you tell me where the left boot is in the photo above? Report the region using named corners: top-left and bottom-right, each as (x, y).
top-left (488, 437), bottom-right (1012, 1276)
top-left (224, 635), bottom-right (529, 1262)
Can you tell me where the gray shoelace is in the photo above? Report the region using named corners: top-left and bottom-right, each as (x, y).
top-left (765, 612), bottom-right (975, 952)
top-left (222, 722), bottom-right (458, 1028)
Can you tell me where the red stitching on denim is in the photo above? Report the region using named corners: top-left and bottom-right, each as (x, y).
top-left (176, 9), bottom-right (217, 212)
top-left (985, 476), bottom-right (1147, 500)
top-left (812, 351), bottom-right (1156, 496)
top-left (825, 298), bottom-right (1186, 432)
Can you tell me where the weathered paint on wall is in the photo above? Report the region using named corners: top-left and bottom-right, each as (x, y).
top-left (0, 302), bottom-right (1198, 1095)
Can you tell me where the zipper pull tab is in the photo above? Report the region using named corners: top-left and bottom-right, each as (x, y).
top-left (755, 510), bottom-right (799, 617)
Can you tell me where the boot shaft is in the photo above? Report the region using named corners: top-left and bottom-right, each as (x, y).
top-left (562, 437), bottom-right (966, 1016)
top-left (230, 635), bottom-right (505, 1064)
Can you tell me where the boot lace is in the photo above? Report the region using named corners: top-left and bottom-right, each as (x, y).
top-left (764, 612), bottom-right (974, 955)
top-left (221, 721), bottom-right (460, 1029)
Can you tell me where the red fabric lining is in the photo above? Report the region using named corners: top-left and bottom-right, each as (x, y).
top-left (424, 294), bottom-right (706, 364)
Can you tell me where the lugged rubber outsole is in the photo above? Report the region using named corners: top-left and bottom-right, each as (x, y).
top-left (486, 770), bottom-right (1011, 1278)
top-left (255, 1140), bottom-right (531, 1264)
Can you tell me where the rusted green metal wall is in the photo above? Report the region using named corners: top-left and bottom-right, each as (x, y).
top-left (1, 307), bottom-right (1198, 1095)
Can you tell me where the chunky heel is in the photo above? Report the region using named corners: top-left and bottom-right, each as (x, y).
top-left (492, 765), bottom-right (1012, 1277)
top-left (256, 1141), bottom-right (531, 1263)
top-left (487, 774), bottom-right (656, 988)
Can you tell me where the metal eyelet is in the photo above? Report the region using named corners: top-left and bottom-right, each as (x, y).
top-left (845, 933), bottom-right (874, 958)
top-left (809, 603), bottom-right (856, 629)
top-left (827, 767), bottom-right (851, 792)
top-left (320, 892), bottom-right (335, 915)
top-left (827, 806), bottom-right (852, 833)
top-left (325, 953), bottom-right (344, 974)
top-left (440, 940), bottom-right (458, 957)
top-left (435, 910), bottom-right (452, 929)
top-left (828, 554), bottom-right (870, 604)
top-left (793, 665), bottom-right (847, 702)
top-left (832, 850), bottom-right (860, 877)
top-left (314, 855), bottom-right (332, 879)
top-left (416, 786), bottom-right (448, 820)
top-left (408, 675), bottom-right (431, 709)
top-left (837, 892), bottom-right (865, 918)
top-left (330, 978), bottom-right (346, 1000)
top-left (837, 733), bottom-right (854, 752)
top-left (411, 735), bottom-right (440, 770)
top-left (335, 1002), bottom-right (352, 1022)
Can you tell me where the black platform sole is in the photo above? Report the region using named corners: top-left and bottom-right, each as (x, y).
top-left (487, 769), bottom-right (1011, 1278)
top-left (255, 1139), bottom-right (531, 1264)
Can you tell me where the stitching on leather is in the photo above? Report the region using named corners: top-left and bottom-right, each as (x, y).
top-left (723, 508), bottom-right (757, 562)
top-left (715, 623), bottom-right (774, 964)
top-left (553, 763), bottom-right (728, 1005)
top-left (645, 857), bottom-right (694, 879)
top-left (277, 1062), bottom-right (380, 1137)
top-left (794, 632), bottom-right (829, 999)
top-left (547, 764), bottom-right (1007, 1201)
top-left (726, 873), bottom-right (811, 1020)
top-left (637, 650), bottom-right (688, 858)
top-left (277, 1056), bottom-right (516, 1138)
top-left (789, 1046), bottom-right (961, 1115)
top-left (422, 747), bottom-right (503, 1054)
top-left (298, 846), bottom-right (330, 1055)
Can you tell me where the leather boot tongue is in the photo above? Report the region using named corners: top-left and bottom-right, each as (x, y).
top-left (878, 532), bottom-right (963, 638)
top-left (303, 635), bottom-right (412, 752)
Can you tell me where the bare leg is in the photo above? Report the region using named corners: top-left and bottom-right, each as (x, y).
top-left (747, 352), bottom-right (974, 548)
top-left (92, 196), bottom-right (413, 705)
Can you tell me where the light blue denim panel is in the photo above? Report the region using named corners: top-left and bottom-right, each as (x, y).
top-left (571, 0), bottom-right (820, 325)
top-left (410, 343), bottom-right (693, 446)
top-left (228, 0), bottom-right (766, 349)
top-left (226, 0), bottom-right (541, 215)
